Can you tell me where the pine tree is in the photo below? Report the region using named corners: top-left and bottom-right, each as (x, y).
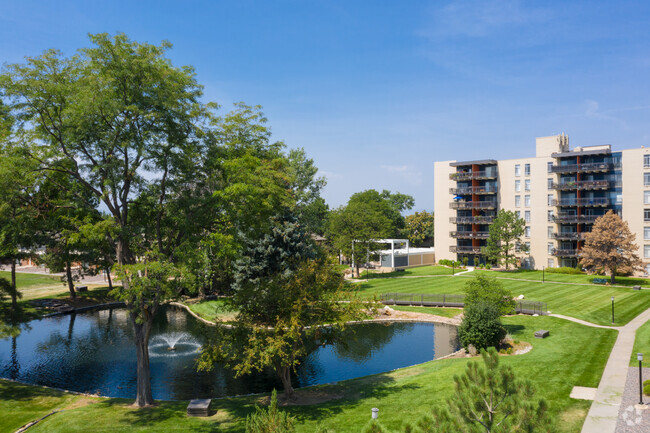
top-left (484, 210), bottom-right (527, 270)
top-left (579, 210), bottom-right (641, 283)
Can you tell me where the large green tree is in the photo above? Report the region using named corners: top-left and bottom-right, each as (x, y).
top-left (580, 210), bottom-right (641, 283)
top-left (484, 210), bottom-right (527, 270)
top-left (405, 211), bottom-right (434, 247)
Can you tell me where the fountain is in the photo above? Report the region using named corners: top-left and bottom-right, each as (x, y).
top-left (148, 332), bottom-right (202, 358)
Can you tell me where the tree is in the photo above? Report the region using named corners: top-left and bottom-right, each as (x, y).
top-left (484, 210), bottom-right (527, 270)
top-left (245, 389), bottom-right (295, 433)
top-left (405, 211), bottom-right (434, 247)
top-left (458, 302), bottom-right (507, 351)
top-left (463, 275), bottom-right (515, 316)
top-left (286, 148), bottom-right (329, 235)
top-left (348, 189), bottom-right (415, 236)
top-left (580, 210), bottom-right (641, 284)
top-left (418, 348), bottom-right (551, 433)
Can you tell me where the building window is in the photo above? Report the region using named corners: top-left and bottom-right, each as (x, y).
top-left (515, 242), bottom-right (521, 252)
top-left (548, 226), bottom-right (554, 238)
top-left (547, 162), bottom-right (553, 173)
top-left (645, 245), bottom-right (650, 259)
top-left (645, 227), bottom-right (650, 240)
top-left (525, 163), bottom-right (531, 176)
top-left (515, 210), bottom-right (521, 218)
top-left (548, 210), bottom-right (554, 222)
top-left (646, 264), bottom-right (650, 276)
top-left (547, 242), bottom-right (554, 254)
top-left (548, 258), bottom-right (554, 268)
top-left (525, 241), bottom-right (531, 251)
top-left (525, 227), bottom-right (531, 238)
top-left (525, 211), bottom-right (531, 223)
top-left (547, 178), bottom-right (553, 190)
top-left (547, 194), bottom-right (553, 206)
top-left (525, 179), bottom-right (531, 191)
top-left (645, 154), bottom-right (650, 168)
top-left (515, 164), bottom-right (521, 176)
top-left (515, 180), bottom-right (521, 192)
top-left (646, 209), bottom-right (650, 222)
top-left (515, 195), bottom-right (521, 207)
top-left (645, 191), bottom-right (650, 205)
top-left (525, 195), bottom-right (531, 207)
top-left (645, 173), bottom-right (650, 186)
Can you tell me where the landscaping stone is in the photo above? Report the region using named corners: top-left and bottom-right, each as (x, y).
top-left (534, 330), bottom-right (549, 339)
top-left (633, 286), bottom-right (641, 291)
top-left (187, 399), bottom-right (211, 417)
top-left (77, 285), bottom-right (88, 292)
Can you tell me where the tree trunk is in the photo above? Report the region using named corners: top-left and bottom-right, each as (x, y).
top-left (66, 261), bottom-right (76, 300)
top-left (10, 261), bottom-right (17, 310)
top-left (131, 311), bottom-right (155, 407)
top-left (277, 364), bottom-right (294, 400)
top-left (611, 267), bottom-right (616, 284)
top-left (116, 238), bottom-right (134, 266)
top-left (106, 267), bottom-right (113, 290)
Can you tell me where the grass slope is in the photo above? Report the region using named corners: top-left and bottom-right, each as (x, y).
top-left (6, 315), bottom-right (615, 433)
top-left (472, 269), bottom-right (650, 288)
top-left (631, 319), bottom-right (650, 366)
top-left (354, 266), bottom-right (457, 279)
top-left (390, 306), bottom-right (462, 318)
top-left (353, 274), bottom-right (650, 326)
top-left (186, 299), bottom-right (238, 322)
top-left (0, 271), bottom-right (64, 300)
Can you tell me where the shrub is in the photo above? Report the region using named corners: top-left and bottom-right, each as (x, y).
top-left (546, 266), bottom-right (583, 275)
top-left (458, 302), bottom-right (507, 350)
top-left (463, 275), bottom-right (515, 315)
top-left (246, 389), bottom-right (295, 433)
top-left (485, 264), bottom-right (491, 270)
top-left (644, 379), bottom-right (650, 397)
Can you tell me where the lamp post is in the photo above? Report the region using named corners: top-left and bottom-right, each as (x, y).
top-left (611, 296), bottom-right (615, 324)
top-left (638, 353), bottom-right (644, 405)
top-left (452, 262), bottom-right (455, 275)
top-left (542, 266), bottom-right (545, 283)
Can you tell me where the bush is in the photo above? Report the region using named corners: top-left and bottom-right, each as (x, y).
top-left (546, 266), bottom-right (583, 275)
top-left (463, 275), bottom-right (515, 315)
top-left (485, 264), bottom-right (491, 270)
top-left (458, 302), bottom-right (507, 350)
top-left (246, 389), bottom-right (295, 433)
top-left (644, 379), bottom-right (650, 397)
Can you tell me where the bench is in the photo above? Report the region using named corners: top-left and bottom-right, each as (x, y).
top-left (534, 330), bottom-right (550, 339)
top-left (592, 278), bottom-right (608, 285)
top-left (76, 285), bottom-right (88, 292)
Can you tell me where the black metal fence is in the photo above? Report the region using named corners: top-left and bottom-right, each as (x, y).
top-left (379, 293), bottom-right (547, 315)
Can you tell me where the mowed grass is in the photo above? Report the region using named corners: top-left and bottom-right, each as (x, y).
top-left (391, 306), bottom-right (463, 318)
top-left (631, 319), bottom-right (650, 366)
top-left (352, 274), bottom-right (650, 326)
top-left (0, 271), bottom-right (65, 300)
top-left (10, 315), bottom-right (616, 433)
top-left (186, 299), bottom-right (238, 322)
top-left (354, 265), bottom-right (457, 279)
top-left (472, 269), bottom-right (650, 288)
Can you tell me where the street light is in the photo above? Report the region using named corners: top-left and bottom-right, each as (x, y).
top-left (611, 296), bottom-right (615, 324)
top-left (638, 353), bottom-right (644, 405)
top-left (542, 266), bottom-right (545, 283)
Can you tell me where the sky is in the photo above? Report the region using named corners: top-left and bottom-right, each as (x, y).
top-left (2, 0), bottom-right (650, 211)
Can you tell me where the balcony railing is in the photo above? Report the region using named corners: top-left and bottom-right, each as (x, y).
top-left (450, 246), bottom-right (483, 254)
top-left (551, 248), bottom-right (580, 257)
top-left (551, 232), bottom-right (586, 240)
top-left (449, 171), bottom-right (498, 181)
top-left (450, 231), bottom-right (490, 239)
top-left (551, 197), bottom-right (610, 207)
top-left (551, 180), bottom-right (612, 191)
top-left (449, 186), bottom-right (498, 195)
top-left (449, 216), bottom-right (495, 224)
top-left (552, 214), bottom-right (600, 224)
top-left (450, 201), bottom-right (497, 210)
top-left (549, 162), bottom-right (620, 174)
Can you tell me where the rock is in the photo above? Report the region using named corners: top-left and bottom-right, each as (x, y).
top-left (381, 306), bottom-right (394, 316)
top-left (468, 344), bottom-right (478, 356)
top-left (517, 294), bottom-right (525, 300)
top-left (534, 330), bottom-right (550, 339)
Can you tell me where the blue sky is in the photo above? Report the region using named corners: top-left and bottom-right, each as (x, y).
top-left (2, 0), bottom-right (650, 211)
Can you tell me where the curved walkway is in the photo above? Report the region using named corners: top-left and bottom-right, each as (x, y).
top-left (581, 307), bottom-right (650, 433)
top-left (549, 313), bottom-right (618, 330)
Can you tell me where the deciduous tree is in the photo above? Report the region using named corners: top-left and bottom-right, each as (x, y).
top-left (405, 211), bottom-right (434, 247)
top-left (580, 210), bottom-right (641, 284)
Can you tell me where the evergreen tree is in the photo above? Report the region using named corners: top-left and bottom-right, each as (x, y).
top-left (484, 210), bottom-right (527, 270)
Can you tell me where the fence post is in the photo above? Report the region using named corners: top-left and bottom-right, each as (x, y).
top-left (443, 294), bottom-right (446, 307)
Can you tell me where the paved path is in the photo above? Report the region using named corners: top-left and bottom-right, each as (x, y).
top-left (549, 313), bottom-right (617, 329)
top-left (581, 307), bottom-right (650, 433)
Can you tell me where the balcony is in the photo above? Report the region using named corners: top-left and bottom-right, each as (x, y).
top-left (551, 232), bottom-right (586, 240)
top-left (551, 197), bottom-right (610, 207)
top-left (449, 186), bottom-right (498, 195)
top-left (449, 216), bottom-right (495, 224)
top-left (551, 180), bottom-right (612, 191)
top-left (552, 214), bottom-right (600, 224)
top-left (449, 201), bottom-right (497, 210)
top-left (549, 162), bottom-right (620, 174)
top-left (551, 248), bottom-right (580, 257)
top-left (449, 170), bottom-right (498, 181)
top-left (450, 245), bottom-right (482, 254)
top-left (450, 231), bottom-right (490, 239)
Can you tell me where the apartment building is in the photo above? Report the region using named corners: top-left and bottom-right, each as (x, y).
top-left (434, 134), bottom-right (650, 275)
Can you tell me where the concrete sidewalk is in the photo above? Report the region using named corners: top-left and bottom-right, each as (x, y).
top-left (581, 307), bottom-right (650, 433)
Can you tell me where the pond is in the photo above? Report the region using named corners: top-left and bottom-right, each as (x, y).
top-left (0, 306), bottom-right (459, 400)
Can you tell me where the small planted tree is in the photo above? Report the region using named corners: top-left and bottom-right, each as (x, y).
top-left (245, 389), bottom-right (295, 433)
top-left (484, 210), bottom-right (527, 270)
top-left (458, 302), bottom-right (507, 351)
top-left (580, 210), bottom-right (641, 284)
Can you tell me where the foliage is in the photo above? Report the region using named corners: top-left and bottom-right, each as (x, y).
top-left (579, 210), bottom-right (641, 284)
top-left (463, 275), bottom-right (515, 316)
top-left (484, 210), bottom-right (527, 270)
top-left (438, 259), bottom-right (463, 268)
top-left (416, 348), bottom-right (551, 433)
top-left (458, 303), bottom-right (507, 351)
top-left (405, 211), bottom-right (434, 247)
top-left (245, 389), bottom-right (295, 433)
top-left (545, 267), bottom-right (583, 275)
top-left (286, 148), bottom-right (329, 235)
top-left (644, 379), bottom-right (650, 397)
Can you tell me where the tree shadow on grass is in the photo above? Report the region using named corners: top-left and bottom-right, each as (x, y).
top-left (504, 324), bottom-right (526, 336)
top-left (0, 379), bottom-right (70, 402)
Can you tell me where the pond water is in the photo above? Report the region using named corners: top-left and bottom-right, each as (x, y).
top-left (0, 306), bottom-right (459, 400)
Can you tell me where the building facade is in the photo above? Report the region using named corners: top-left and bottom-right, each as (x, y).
top-left (434, 134), bottom-right (650, 275)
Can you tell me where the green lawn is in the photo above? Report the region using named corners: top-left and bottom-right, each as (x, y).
top-left (631, 319), bottom-right (650, 366)
top-left (4, 315), bottom-right (616, 433)
top-left (391, 305), bottom-right (463, 318)
top-left (354, 265), bottom-right (458, 279)
top-left (0, 271), bottom-right (65, 300)
top-left (472, 269), bottom-right (650, 288)
top-left (353, 274), bottom-right (650, 326)
top-left (186, 299), bottom-right (238, 322)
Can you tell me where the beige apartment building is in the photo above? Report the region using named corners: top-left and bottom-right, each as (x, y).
top-left (434, 134), bottom-right (650, 275)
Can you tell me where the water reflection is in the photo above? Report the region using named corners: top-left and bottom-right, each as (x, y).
top-left (0, 307), bottom-right (459, 400)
